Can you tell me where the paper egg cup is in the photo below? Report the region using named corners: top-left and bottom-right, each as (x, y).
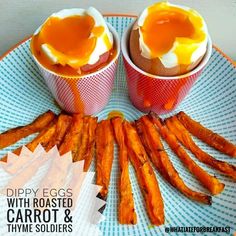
top-left (31, 23), bottom-right (120, 115)
top-left (121, 22), bottom-right (212, 114)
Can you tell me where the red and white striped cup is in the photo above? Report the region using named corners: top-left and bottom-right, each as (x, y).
top-left (31, 23), bottom-right (120, 115)
top-left (121, 22), bottom-right (212, 114)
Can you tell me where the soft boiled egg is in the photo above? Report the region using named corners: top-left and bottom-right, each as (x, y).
top-left (31, 7), bottom-right (115, 76)
top-left (129, 2), bottom-right (209, 76)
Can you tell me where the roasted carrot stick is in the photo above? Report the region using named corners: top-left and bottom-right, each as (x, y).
top-left (111, 117), bottom-right (137, 224)
top-left (95, 119), bottom-right (114, 200)
top-left (177, 111), bottom-right (236, 157)
top-left (135, 118), bottom-right (170, 182)
top-left (123, 120), bottom-right (164, 226)
top-left (74, 116), bottom-right (98, 171)
top-left (59, 114), bottom-right (83, 159)
top-left (0, 110), bottom-right (55, 149)
top-left (136, 116), bottom-right (211, 204)
top-left (83, 116), bottom-right (98, 172)
top-left (46, 113), bottom-right (72, 151)
top-left (166, 116), bottom-right (236, 180)
top-left (76, 119), bottom-right (89, 162)
top-left (149, 112), bottom-right (225, 195)
top-left (0, 118), bottom-right (58, 162)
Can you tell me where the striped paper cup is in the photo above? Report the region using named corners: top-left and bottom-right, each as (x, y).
top-left (31, 23), bottom-right (120, 115)
top-left (121, 22), bottom-right (212, 114)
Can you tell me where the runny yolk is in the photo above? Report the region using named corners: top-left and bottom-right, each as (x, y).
top-left (107, 110), bottom-right (124, 119)
top-left (141, 4), bottom-right (203, 65)
top-left (41, 15), bottom-right (96, 58)
top-left (31, 15), bottom-right (115, 76)
top-left (142, 11), bottom-right (195, 56)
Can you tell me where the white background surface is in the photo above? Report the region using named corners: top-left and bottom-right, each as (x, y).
top-left (0, 0), bottom-right (236, 60)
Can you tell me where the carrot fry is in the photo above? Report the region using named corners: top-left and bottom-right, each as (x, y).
top-left (136, 116), bottom-right (211, 204)
top-left (166, 116), bottom-right (236, 180)
top-left (83, 117), bottom-right (98, 172)
top-left (26, 119), bottom-right (57, 150)
top-left (111, 117), bottom-right (137, 224)
top-left (177, 111), bottom-right (236, 157)
top-left (0, 110), bottom-right (55, 149)
top-left (59, 114), bottom-right (83, 159)
top-left (46, 113), bottom-right (72, 151)
top-left (75, 118), bottom-right (90, 162)
top-left (123, 120), bottom-right (164, 226)
top-left (0, 118), bottom-right (58, 162)
top-left (149, 112), bottom-right (225, 195)
top-left (74, 116), bottom-right (98, 171)
top-left (135, 118), bottom-right (170, 182)
top-left (95, 119), bottom-right (114, 200)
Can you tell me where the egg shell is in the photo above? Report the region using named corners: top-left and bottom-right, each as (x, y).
top-left (129, 21), bottom-right (204, 76)
top-left (80, 51), bottom-right (110, 73)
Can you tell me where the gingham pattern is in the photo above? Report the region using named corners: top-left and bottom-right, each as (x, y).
top-left (37, 61), bottom-right (118, 115)
top-left (123, 57), bottom-right (202, 114)
top-left (0, 16), bottom-right (236, 236)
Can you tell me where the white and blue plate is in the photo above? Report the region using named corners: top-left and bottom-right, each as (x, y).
top-left (0, 16), bottom-right (235, 236)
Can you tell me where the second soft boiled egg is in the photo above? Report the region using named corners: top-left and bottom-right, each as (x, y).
top-left (129, 1), bottom-right (209, 76)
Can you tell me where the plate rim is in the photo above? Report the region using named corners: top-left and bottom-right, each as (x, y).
top-left (0, 14), bottom-right (235, 69)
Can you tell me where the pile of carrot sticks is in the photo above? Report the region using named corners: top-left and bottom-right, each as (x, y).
top-left (0, 110), bottom-right (235, 226)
